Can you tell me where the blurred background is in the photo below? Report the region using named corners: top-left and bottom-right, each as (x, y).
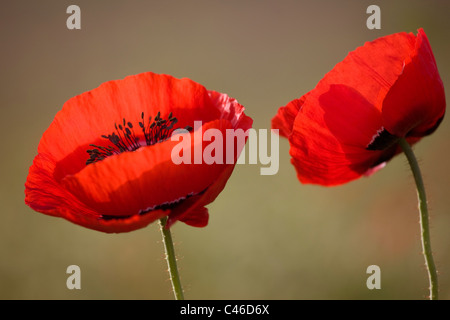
top-left (1, 0), bottom-right (449, 300)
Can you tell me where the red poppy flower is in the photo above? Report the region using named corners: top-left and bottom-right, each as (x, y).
top-left (25, 72), bottom-right (253, 233)
top-left (272, 28), bottom-right (445, 186)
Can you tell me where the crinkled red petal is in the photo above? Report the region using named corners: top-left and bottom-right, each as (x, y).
top-left (382, 29), bottom-right (446, 137)
top-left (271, 94), bottom-right (307, 138)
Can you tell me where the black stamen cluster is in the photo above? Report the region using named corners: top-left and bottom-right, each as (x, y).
top-left (86, 111), bottom-right (191, 165)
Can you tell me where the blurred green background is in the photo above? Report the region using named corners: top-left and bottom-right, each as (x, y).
top-left (1, 0), bottom-right (449, 300)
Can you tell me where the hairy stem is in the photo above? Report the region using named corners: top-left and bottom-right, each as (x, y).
top-left (159, 217), bottom-right (184, 300)
top-left (398, 138), bottom-right (438, 300)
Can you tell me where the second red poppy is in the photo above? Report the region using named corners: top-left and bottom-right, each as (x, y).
top-left (272, 28), bottom-right (445, 186)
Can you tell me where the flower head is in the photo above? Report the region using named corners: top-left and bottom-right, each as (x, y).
top-left (272, 29), bottom-right (445, 186)
top-left (25, 72), bottom-right (252, 232)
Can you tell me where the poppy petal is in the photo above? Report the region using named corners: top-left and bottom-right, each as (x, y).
top-left (178, 207), bottom-right (209, 227)
top-left (167, 164), bottom-right (236, 228)
top-left (25, 152), bottom-right (170, 233)
top-left (271, 94), bottom-right (306, 138)
top-left (313, 31), bottom-right (417, 112)
top-left (288, 82), bottom-right (386, 186)
top-left (382, 29), bottom-right (446, 137)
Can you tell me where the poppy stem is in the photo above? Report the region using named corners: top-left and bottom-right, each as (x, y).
top-left (159, 217), bottom-right (184, 300)
top-left (398, 138), bottom-right (438, 300)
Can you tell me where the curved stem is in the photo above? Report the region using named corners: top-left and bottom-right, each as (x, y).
top-left (159, 217), bottom-right (184, 300)
top-left (398, 138), bottom-right (438, 300)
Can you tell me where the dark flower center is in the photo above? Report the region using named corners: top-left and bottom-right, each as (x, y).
top-left (366, 127), bottom-right (399, 151)
top-left (86, 112), bottom-right (192, 165)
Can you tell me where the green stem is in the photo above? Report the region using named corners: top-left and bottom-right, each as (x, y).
top-left (159, 217), bottom-right (184, 300)
top-left (398, 138), bottom-right (438, 300)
